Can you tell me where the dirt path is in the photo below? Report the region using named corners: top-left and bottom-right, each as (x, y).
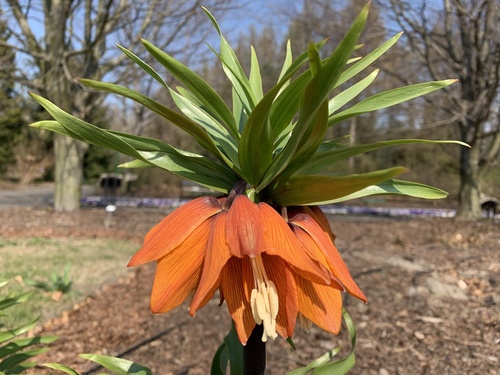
top-left (0, 207), bottom-right (498, 374)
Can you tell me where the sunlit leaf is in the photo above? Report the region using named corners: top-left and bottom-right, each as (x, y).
top-left (329, 69), bottom-right (379, 115)
top-left (44, 363), bottom-right (81, 375)
top-left (335, 32), bottom-right (403, 88)
top-left (323, 179), bottom-right (449, 204)
top-left (141, 38), bottom-right (239, 139)
top-left (116, 44), bottom-right (167, 87)
top-left (79, 354), bottom-right (152, 375)
top-left (78, 79), bottom-right (222, 160)
top-left (267, 167), bottom-right (406, 206)
top-left (249, 46), bottom-right (264, 101)
top-left (301, 138), bottom-right (469, 174)
top-left (329, 80), bottom-right (457, 126)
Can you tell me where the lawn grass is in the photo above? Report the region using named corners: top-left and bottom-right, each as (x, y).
top-left (0, 236), bottom-right (140, 328)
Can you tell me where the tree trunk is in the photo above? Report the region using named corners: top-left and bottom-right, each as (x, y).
top-left (456, 144), bottom-right (482, 219)
top-left (53, 135), bottom-right (86, 212)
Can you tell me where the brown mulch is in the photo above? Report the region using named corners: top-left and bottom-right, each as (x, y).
top-left (0, 206), bottom-right (498, 375)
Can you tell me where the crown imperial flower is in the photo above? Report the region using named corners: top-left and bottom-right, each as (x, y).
top-left (128, 181), bottom-right (366, 344)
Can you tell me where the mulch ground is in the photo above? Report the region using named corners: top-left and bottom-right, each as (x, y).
top-left (0, 206), bottom-right (498, 375)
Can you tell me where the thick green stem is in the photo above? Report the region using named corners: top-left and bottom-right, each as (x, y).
top-left (243, 324), bottom-right (266, 375)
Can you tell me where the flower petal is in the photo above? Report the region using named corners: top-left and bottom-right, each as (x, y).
top-left (190, 211), bottom-right (232, 315)
top-left (220, 257), bottom-right (255, 345)
top-left (294, 274), bottom-right (343, 334)
top-left (262, 254), bottom-right (298, 338)
top-left (128, 196), bottom-right (221, 266)
top-left (150, 219), bottom-right (211, 313)
top-left (258, 202), bottom-right (330, 284)
top-left (226, 194), bottom-right (265, 258)
top-left (290, 213), bottom-right (367, 302)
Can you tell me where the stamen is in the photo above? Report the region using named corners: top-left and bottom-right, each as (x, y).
top-left (249, 255), bottom-right (278, 342)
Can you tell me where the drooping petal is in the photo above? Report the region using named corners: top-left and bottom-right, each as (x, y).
top-left (128, 196), bottom-right (222, 266)
top-left (190, 211), bottom-right (232, 315)
top-left (291, 224), bottom-right (345, 291)
top-left (257, 202), bottom-right (330, 284)
top-left (262, 254), bottom-right (298, 338)
top-left (220, 257), bottom-right (255, 344)
top-left (150, 219), bottom-right (211, 313)
top-left (290, 213), bottom-right (367, 302)
top-left (294, 273), bottom-right (343, 334)
top-left (226, 194), bottom-right (265, 258)
top-left (298, 206), bottom-right (336, 241)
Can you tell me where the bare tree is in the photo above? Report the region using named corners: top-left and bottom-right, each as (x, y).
top-left (0, 0), bottom-right (236, 211)
top-left (379, 0), bottom-right (500, 218)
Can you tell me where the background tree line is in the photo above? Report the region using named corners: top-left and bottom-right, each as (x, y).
top-left (0, 0), bottom-right (498, 218)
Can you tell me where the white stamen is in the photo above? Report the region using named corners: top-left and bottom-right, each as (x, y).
top-left (249, 255), bottom-right (278, 342)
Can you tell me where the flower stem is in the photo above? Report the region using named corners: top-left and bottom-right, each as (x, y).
top-left (243, 324), bottom-right (266, 375)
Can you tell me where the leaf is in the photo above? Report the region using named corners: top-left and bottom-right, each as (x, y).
top-left (259, 4), bottom-right (369, 190)
top-left (286, 309), bottom-right (357, 375)
top-left (312, 309), bottom-right (357, 375)
top-left (116, 44), bottom-right (167, 87)
top-left (43, 363), bottom-right (81, 375)
top-left (249, 46), bottom-right (264, 101)
top-left (169, 88), bottom-right (239, 167)
top-left (283, 43), bottom-right (328, 175)
top-left (210, 343), bottom-right (229, 375)
top-left (78, 79), bottom-right (222, 160)
top-left (79, 354), bottom-right (152, 375)
top-left (0, 292), bottom-right (32, 312)
top-left (329, 69), bottom-right (379, 115)
top-left (141, 38), bottom-right (239, 139)
top-left (0, 348), bottom-right (50, 372)
top-left (323, 179), bottom-right (450, 204)
top-left (267, 167), bottom-right (406, 206)
top-left (0, 336), bottom-right (58, 359)
top-left (301, 138), bottom-right (469, 174)
top-left (335, 32), bottom-right (403, 88)
top-left (0, 320), bottom-right (38, 344)
top-left (329, 80), bottom-right (458, 126)
top-left (286, 347), bottom-right (341, 375)
top-left (203, 8), bottom-right (256, 112)
top-left (223, 322), bottom-right (243, 375)
top-left (29, 108), bottom-right (236, 193)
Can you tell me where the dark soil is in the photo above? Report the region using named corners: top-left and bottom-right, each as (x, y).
top-left (0, 206), bottom-right (498, 375)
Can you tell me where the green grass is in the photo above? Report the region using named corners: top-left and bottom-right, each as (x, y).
top-left (0, 236), bottom-right (140, 328)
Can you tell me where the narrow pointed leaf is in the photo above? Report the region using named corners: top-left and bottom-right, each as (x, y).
top-left (79, 354), bottom-right (152, 375)
top-left (301, 138), bottom-right (469, 174)
top-left (268, 167), bottom-right (406, 206)
top-left (312, 309), bottom-right (357, 375)
top-left (260, 4), bottom-right (369, 190)
top-left (0, 336), bottom-right (58, 359)
top-left (329, 69), bottom-right (379, 115)
top-left (323, 179), bottom-right (450, 204)
top-left (249, 46), bottom-right (264, 101)
top-left (335, 32), bottom-right (403, 88)
top-left (43, 363), bottom-right (81, 375)
top-left (0, 348), bottom-right (50, 372)
top-left (78, 79), bottom-right (222, 159)
top-left (169, 88), bottom-right (239, 167)
top-left (329, 80), bottom-right (457, 126)
top-left (0, 320), bottom-right (38, 344)
top-left (116, 44), bottom-right (167, 87)
top-left (28, 102), bottom-right (236, 193)
top-left (203, 8), bottom-right (256, 111)
top-left (0, 292), bottom-right (32, 311)
top-left (278, 40), bottom-right (293, 82)
top-left (141, 38), bottom-right (239, 139)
